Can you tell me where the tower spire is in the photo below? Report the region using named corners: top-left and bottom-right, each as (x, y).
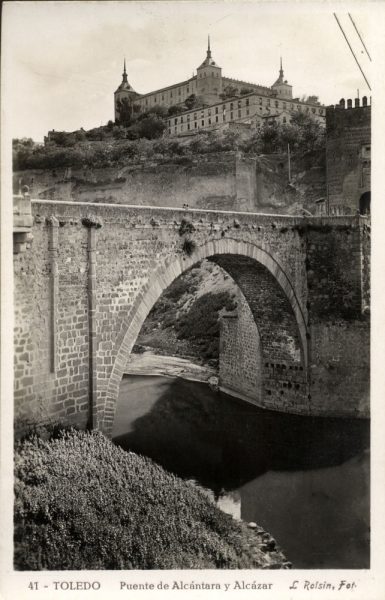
top-left (279, 56), bottom-right (284, 79)
top-left (122, 58), bottom-right (128, 83)
top-left (207, 35), bottom-right (212, 58)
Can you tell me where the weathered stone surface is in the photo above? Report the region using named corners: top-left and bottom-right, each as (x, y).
top-left (326, 103), bottom-right (371, 215)
top-left (13, 199), bottom-right (370, 436)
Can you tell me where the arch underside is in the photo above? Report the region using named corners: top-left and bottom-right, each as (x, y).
top-left (102, 239), bottom-right (308, 433)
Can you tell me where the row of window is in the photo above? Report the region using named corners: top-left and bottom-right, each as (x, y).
top-left (169, 97), bottom-right (324, 125)
top-left (198, 71), bottom-right (220, 78)
top-left (169, 109), bottom-right (254, 133)
top-left (171, 107), bottom-right (251, 126)
top-left (142, 85), bottom-right (192, 106)
top-left (168, 112), bottom-right (291, 134)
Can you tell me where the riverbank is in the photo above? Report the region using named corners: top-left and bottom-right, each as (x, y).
top-left (126, 350), bottom-right (217, 382)
top-left (14, 428), bottom-right (289, 570)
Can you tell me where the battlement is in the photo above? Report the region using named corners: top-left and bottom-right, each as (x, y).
top-left (326, 97), bottom-right (371, 134)
top-left (328, 96), bottom-right (371, 111)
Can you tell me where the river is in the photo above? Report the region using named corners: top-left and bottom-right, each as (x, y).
top-left (112, 373), bottom-right (370, 569)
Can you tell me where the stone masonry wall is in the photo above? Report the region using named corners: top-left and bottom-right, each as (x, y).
top-left (304, 217), bottom-right (370, 417)
top-left (326, 104), bottom-right (371, 214)
top-left (14, 214), bottom-right (89, 430)
top-left (14, 199), bottom-right (369, 435)
top-left (219, 292), bottom-right (262, 404)
top-left (14, 151), bottom-right (326, 215)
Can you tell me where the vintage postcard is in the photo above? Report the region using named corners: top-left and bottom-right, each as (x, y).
top-left (1, 1), bottom-right (384, 599)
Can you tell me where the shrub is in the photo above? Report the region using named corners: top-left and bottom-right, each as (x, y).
top-left (164, 276), bottom-right (192, 301)
top-left (128, 115), bottom-right (166, 140)
top-left (14, 429), bottom-right (276, 569)
top-left (175, 292), bottom-right (237, 359)
top-left (179, 219), bottom-right (195, 236)
top-left (182, 238), bottom-right (196, 256)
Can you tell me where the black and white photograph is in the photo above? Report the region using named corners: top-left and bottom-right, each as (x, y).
top-left (1, 1), bottom-right (384, 598)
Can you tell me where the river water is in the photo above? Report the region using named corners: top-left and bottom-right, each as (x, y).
top-left (112, 374), bottom-right (370, 569)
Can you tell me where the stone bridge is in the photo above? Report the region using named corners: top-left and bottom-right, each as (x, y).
top-left (13, 196), bottom-right (370, 436)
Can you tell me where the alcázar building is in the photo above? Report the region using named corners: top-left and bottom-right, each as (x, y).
top-left (114, 38), bottom-right (326, 135)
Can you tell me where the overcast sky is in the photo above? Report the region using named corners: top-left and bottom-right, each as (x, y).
top-left (2, 1), bottom-right (379, 141)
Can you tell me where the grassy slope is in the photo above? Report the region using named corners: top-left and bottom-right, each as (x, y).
top-left (14, 429), bottom-right (287, 570)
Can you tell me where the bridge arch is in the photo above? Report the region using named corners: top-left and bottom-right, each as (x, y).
top-left (102, 238), bottom-right (309, 434)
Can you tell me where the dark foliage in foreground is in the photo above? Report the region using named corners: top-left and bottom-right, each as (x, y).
top-left (14, 429), bottom-right (279, 570)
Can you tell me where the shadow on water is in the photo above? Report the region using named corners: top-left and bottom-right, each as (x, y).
top-left (112, 375), bottom-right (370, 569)
top-left (113, 375), bottom-right (369, 492)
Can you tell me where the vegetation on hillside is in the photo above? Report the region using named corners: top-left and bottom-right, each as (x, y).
top-left (175, 292), bottom-right (236, 359)
top-left (137, 263), bottom-right (237, 365)
top-left (14, 428), bottom-right (286, 570)
top-left (13, 112), bottom-right (325, 171)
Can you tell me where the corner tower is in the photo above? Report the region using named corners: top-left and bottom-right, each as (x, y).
top-left (114, 59), bottom-right (139, 123)
top-left (326, 96), bottom-right (371, 215)
top-left (271, 58), bottom-right (293, 99)
top-left (196, 36), bottom-right (222, 104)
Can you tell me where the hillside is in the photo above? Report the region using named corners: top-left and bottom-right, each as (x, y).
top-left (13, 112), bottom-right (326, 214)
top-left (135, 260), bottom-right (238, 369)
top-left (14, 428), bottom-right (289, 570)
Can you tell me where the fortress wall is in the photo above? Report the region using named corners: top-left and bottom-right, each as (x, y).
top-left (326, 103), bottom-right (371, 214)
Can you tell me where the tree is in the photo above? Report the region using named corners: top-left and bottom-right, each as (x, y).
top-left (50, 131), bottom-right (76, 147)
top-left (116, 98), bottom-right (134, 126)
top-left (13, 138), bottom-right (34, 149)
top-left (219, 85), bottom-right (238, 100)
top-left (75, 130), bottom-right (86, 142)
top-left (184, 94), bottom-right (199, 110)
top-left (240, 87), bottom-right (254, 96)
top-left (128, 115), bottom-right (166, 140)
top-left (260, 122), bottom-right (280, 153)
top-left (167, 105), bottom-right (185, 117)
top-left (138, 105), bottom-right (168, 120)
top-left (112, 126), bottom-right (127, 140)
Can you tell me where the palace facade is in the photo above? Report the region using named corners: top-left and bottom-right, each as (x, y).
top-left (114, 38), bottom-right (326, 135)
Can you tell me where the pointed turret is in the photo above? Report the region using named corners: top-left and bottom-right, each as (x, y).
top-left (198, 35), bottom-right (220, 68)
top-left (114, 59), bottom-right (139, 122)
top-left (122, 58), bottom-right (128, 83)
top-left (273, 57), bottom-right (285, 86)
top-left (271, 57), bottom-right (293, 99)
top-left (196, 36), bottom-right (222, 104)
top-left (115, 58), bottom-right (135, 92)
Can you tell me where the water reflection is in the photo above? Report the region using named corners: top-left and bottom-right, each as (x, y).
top-left (113, 375), bottom-right (370, 569)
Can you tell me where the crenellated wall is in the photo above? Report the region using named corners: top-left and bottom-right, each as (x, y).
top-left (326, 98), bottom-right (371, 215)
top-left (13, 197), bottom-right (370, 437)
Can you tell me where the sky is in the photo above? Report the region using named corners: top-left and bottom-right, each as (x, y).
top-left (1, 0), bottom-right (379, 141)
